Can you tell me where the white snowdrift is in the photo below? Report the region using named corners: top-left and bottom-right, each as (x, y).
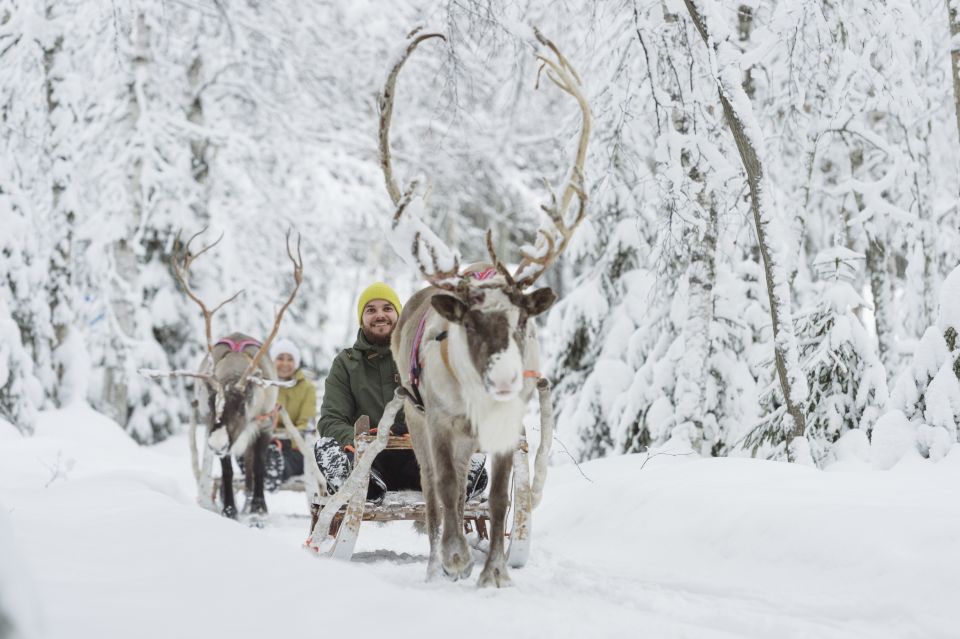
top-left (1, 406), bottom-right (959, 639)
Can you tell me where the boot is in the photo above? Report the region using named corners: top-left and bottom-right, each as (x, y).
top-left (465, 453), bottom-right (488, 501)
top-left (314, 437), bottom-right (353, 495)
top-left (264, 441), bottom-right (284, 492)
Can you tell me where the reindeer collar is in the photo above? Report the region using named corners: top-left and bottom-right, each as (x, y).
top-left (408, 312), bottom-right (450, 408)
top-left (216, 337), bottom-right (262, 353)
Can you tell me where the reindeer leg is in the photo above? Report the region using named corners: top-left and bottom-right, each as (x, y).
top-left (248, 433), bottom-right (269, 519)
top-left (419, 461), bottom-right (443, 581)
top-left (434, 432), bottom-right (473, 580)
top-left (220, 456), bottom-right (237, 519)
top-left (478, 451), bottom-right (514, 588)
top-left (405, 403), bottom-right (442, 580)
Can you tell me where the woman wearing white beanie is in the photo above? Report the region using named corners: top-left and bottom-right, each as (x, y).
top-left (265, 338), bottom-right (316, 489)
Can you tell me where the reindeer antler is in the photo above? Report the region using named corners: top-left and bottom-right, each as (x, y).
top-left (378, 28), bottom-right (461, 292)
top-left (240, 230), bottom-right (304, 385)
top-left (509, 29), bottom-right (592, 289)
top-left (172, 228), bottom-right (244, 355)
top-left (379, 28), bottom-right (446, 208)
top-left (380, 28), bottom-right (589, 293)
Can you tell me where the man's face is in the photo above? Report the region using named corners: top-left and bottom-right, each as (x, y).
top-left (274, 353), bottom-right (296, 380)
top-left (361, 299), bottom-right (398, 344)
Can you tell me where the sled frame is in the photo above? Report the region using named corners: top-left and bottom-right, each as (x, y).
top-left (304, 433), bottom-right (533, 567)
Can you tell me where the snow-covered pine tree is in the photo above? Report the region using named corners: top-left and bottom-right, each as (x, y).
top-left (790, 246), bottom-right (888, 466)
top-left (884, 266), bottom-right (960, 462)
top-left (0, 273), bottom-right (43, 435)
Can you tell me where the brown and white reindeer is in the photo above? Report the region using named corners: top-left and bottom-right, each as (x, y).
top-left (143, 229), bottom-right (303, 521)
top-left (379, 28), bottom-right (590, 586)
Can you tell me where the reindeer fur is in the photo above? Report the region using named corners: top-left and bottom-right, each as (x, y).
top-left (392, 282), bottom-right (552, 587)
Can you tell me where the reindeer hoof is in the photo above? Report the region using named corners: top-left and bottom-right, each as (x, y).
top-left (477, 565), bottom-right (512, 589)
top-left (247, 513), bottom-right (266, 529)
top-left (221, 505), bottom-right (238, 519)
top-left (441, 552), bottom-right (474, 581)
top-left (248, 500), bottom-right (268, 516)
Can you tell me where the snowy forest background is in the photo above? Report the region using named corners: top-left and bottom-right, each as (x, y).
top-left (2, 0), bottom-right (960, 470)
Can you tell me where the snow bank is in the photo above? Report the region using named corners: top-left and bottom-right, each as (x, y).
top-left (539, 453), bottom-right (960, 638)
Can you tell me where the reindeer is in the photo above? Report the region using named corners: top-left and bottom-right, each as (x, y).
top-left (143, 229), bottom-right (303, 521)
top-left (379, 29), bottom-right (590, 586)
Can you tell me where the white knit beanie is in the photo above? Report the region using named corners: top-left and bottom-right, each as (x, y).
top-left (270, 338), bottom-right (301, 369)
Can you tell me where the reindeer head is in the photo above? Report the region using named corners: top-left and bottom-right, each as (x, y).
top-left (431, 274), bottom-right (556, 401)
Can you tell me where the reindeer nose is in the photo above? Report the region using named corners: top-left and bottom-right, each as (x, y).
top-left (491, 371), bottom-right (520, 396)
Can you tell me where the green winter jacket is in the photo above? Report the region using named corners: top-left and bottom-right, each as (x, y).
top-left (317, 330), bottom-right (405, 448)
top-left (277, 369), bottom-right (317, 437)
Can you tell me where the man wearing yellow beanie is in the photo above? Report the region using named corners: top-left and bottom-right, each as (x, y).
top-left (356, 282), bottom-right (403, 331)
top-left (314, 282), bottom-right (416, 504)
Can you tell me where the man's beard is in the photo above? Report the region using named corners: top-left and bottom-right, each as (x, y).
top-left (363, 321), bottom-right (394, 346)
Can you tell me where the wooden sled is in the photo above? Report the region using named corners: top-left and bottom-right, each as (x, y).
top-left (304, 380), bottom-right (553, 568)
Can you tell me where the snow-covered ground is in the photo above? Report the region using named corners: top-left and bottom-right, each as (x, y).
top-left (2, 406), bottom-right (959, 639)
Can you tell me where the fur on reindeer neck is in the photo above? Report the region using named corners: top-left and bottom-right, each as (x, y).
top-left (444, 288), bottom-right (528, 454)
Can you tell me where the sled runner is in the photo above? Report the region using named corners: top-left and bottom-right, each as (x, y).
top-left (303, 379), bottom-right (554, 567)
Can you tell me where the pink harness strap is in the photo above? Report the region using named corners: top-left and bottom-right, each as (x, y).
top-left (410, 312), bottom-right (429, 390)
top-left (215, 337), bottom-right (262, 353)
top-left (469, 267), bottom-right (497, 280)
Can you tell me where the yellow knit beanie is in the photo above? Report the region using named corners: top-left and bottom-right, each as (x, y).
top-left (357, 282), bottom-right (402, 324)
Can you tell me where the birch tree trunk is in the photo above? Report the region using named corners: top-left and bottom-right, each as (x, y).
top-left (673, 199), bottom-right (718, 454)
top-left (43, 2), bottom-right (75, 403)
top-left (187, 52), bottom-right (210, 219)
top-left (682, 0), bottom-right (809, 449)
top-left (948, 0), bottom-right (960, 143)
top-left (103, 11), bottom-right (150, 426)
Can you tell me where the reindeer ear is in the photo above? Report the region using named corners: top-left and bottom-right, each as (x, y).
top-left (431, 294), bottom-right (469, 323)
top-left (523, 287), bottom-right (557, 317)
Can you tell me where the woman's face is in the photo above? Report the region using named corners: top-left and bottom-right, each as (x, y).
top-left (275, 352), bottom-right (297, 380)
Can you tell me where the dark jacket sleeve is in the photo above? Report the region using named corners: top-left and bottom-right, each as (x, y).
top-left (317, 354), bottom-right (356, 447)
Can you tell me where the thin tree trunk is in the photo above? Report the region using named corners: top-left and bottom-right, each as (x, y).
top-left (43, 2), bottom-right (74, 403)
top-left (948, 0), bottom-right (960, 144)
top-left (682, 0), bottom-right (808, 447)
top-left (847, 151), bottom-right (896, 374)
top-left (673, 200), bottom-right (718, 454)
top-left (103, 11), bottom-right (150, 426)
top-left (187, 53), bottom-right (210, 210)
